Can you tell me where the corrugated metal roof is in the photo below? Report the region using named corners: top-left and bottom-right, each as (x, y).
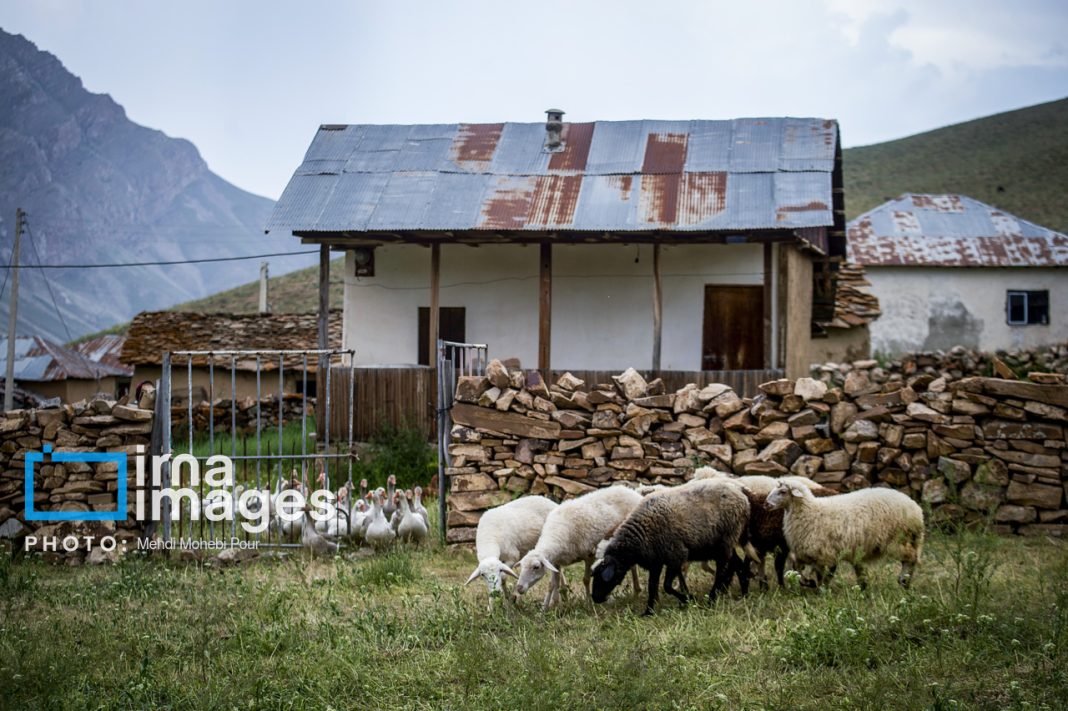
top-left (268, 117), bottom-right (838, 235)
top-left (73, 334), bottom-right (134, 377)
top-left (0, 336), bottom-right (126, 383)
top-left (848, 194), bottom-right (1068, 267)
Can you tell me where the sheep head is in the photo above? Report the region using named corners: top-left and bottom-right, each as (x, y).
top-left (591, 553), bottom-right (628, 604)
top-left (464, 557), bottom-right (518, 595)
top-left (766, 483), bottom-right (807, 510)
top-left (514, 551), bottom-right (558, 596)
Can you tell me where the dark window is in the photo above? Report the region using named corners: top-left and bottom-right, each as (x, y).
top-left (1006, 290), bottom-right (1049, 326)
top-left (418, 307), bottom-right (466, 365)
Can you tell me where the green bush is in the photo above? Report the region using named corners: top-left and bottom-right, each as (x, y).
top-left (354, 422), bottom-right (437, 491)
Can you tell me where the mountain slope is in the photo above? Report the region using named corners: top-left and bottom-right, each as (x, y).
top-left (0, 29), bottom-right (315, 342)
top-left (845, 97), bottom-right (1068, 232)
top-left (171, 257), bottom-right (345, 314)
top-left (179, 98), bottom-right (1068, 316)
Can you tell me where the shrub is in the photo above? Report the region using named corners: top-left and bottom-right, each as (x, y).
top-left (355, 422), bottom-right (437, 490)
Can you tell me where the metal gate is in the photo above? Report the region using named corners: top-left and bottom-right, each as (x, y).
top-left (435, 339), bottom-right (488, 540)
top-left (158, 349), bottom-right (357, 547)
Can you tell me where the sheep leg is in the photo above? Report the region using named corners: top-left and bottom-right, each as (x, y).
top-left (733, 553), bottom-right (751, 597)
top-left (643, 565), bottom-right (662, 616)
top-left (774, 548), bottom-right (789, 587)
top-left (663, 566), bottom-right (690, 606)
top-left (709, 552), bottom-right (733, 603)
top-left (583, 559), bottom-right (593, 599)
top-left (749, 552), bottom-right (768, 591)
top-left (629, 567), bottom-right (642, 596)
top-left (541, 571), bottom-right (559, 610)
top-left (853, 562), bottom-right (868, 591)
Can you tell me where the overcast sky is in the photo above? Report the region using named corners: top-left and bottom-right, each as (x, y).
top-left (2, 0), bottom-right (1066, 199)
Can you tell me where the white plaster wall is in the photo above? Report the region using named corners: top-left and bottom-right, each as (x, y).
top-left (342, 243), bottom-right (768, 370)
top-left (866, 267), bottom-right (1068, 356)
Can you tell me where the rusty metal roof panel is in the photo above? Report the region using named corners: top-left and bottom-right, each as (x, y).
top-left (74, 335), bottom-right (133, 377)
top-left (728, 118), bottom-right (783, 172)
top-left (582, 120), bottom-right (647, 174)
top-left (0, 336), bottom-right (124, 382)
top-left (366, 172), bottom-right (437, 230)
top-left (268, 117), bottom-right (839, 234)
top-left (570, 174), bottom-right (639, 230)
top-left (316, 172), bottom-right (391, 231)
top-left (847, 194), bottom-right (1068, 267)
top-left (781, 117), bottom-right (838, 171)
top-left (489, 123), bottom-right (553, 174)
top-left (683, 121), bottom-right (734, 172)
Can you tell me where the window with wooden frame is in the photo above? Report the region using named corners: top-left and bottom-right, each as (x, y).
top-left (1006, 290), bottom-right (1049, 326)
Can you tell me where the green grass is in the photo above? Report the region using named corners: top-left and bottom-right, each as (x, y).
top-left (171, 420), bottom-right (321, 489)
top-left (171, 257), bottom-right (345, 315)
top-left (845, 97), bottom-right (1068, 232)
top-left (1, 530), bottom-right (1065, 709)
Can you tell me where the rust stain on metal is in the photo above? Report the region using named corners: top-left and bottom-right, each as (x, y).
top-left (678, 172), bottom-right (727, 225)
top-left (452, 123), bottom-right (504, 166)
top-left (480, 179), bottom-right (535, 230)
top-left (548, 123), bottom-right (595, 172)
top-left (848, 225), bottom-right (1068, 268)
top-left (606, 175), bottom-right (634, 201)
top-left (639, 174), bottom-right (681, 225)
top-left (529, 175), bottom-right (583, 227)
top-left (890, 210), bottom-right (921, 235)
top-left (910, 194), bottom-right (963, 212)
top-left (641, 133), bottom-right (688, 174)
top-left (776, 200), bottom-right (829, 221)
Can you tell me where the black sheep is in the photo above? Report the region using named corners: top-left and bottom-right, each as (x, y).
top-left (591, 479), bottom-right (751, 615)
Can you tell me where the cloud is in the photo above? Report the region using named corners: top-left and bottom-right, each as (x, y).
top-left (823, 0), bottom-right (1068, 74)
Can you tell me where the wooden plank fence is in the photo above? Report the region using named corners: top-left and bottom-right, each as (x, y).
top-left (327, 365), bottom-right (782, 442)
top-left (327, 366), bottom-right (435, 443)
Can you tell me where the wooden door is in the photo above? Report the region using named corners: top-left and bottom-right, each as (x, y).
top-left (702, 285), bottom-right (763, 370)
top-left (418, 307), bottom-right (466, 366)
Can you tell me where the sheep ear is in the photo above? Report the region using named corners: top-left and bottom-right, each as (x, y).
top-left (544, 560), bottom-right (559, 574)
top-left (464, 568), bottom-right (481, 586)
top-left (500, 565), bottom-right (518, 579)
top-left (790, 487), bottom-right (804, 497)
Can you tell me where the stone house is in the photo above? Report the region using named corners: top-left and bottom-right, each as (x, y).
top-left (848, 193), bottom-right (1068, 356)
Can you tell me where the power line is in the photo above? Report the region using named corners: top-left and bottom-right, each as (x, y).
top-left (0, 249), bottom-right (320, 270)
top-left (23, 221), bottom-right (74, 344)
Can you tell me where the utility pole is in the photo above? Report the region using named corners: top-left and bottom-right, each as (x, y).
top-left (258, 261), bottom-right (269, 314)
top-left (4, 208), bottom-right (24, 412)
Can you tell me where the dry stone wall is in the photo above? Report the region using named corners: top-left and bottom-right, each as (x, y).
top-left (170, 394), bottom-right (310, 436)
top-left (445, 359), bottom-right (1068, 543)
top-left (0, 397), bottom-right (153, 561)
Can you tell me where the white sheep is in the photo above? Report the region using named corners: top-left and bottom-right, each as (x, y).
top-left (514, 485), bottom-right (643, 609)
top-left (766, 482), bottom-right (925, 589)
top-left (464, 495), bottom-right (558, 609)
top-left (693, 466), bottom-right (825, 496)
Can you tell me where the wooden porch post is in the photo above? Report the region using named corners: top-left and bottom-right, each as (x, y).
top-left (652, 243), bottom-right (663, 371)
top-left (763, 241), bottom-right (772, 369)
top-left (429, 243), bottom-right (441, 368)
top-left (538, 242), bottom-right (552, 372)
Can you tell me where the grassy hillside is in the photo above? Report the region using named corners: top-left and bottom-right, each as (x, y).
top-left (172, 98), bottom-right (1068, 318)
top-left (171, 258), bottom-right (345, 314)
top-left (844, 97), bottom-right (1068, 231)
